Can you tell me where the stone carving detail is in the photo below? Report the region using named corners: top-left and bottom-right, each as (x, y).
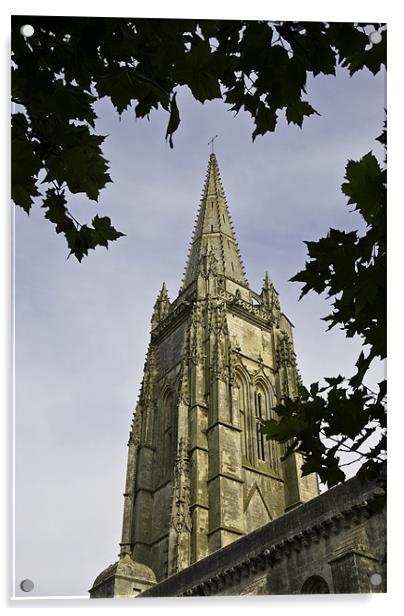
top-left (261, 272), bottom-right (281, 326)
top-left (152, 291), bottom-right (196, 338)
top-left (213, 335), bottom-right (226, 382)
top-left (141, 346), bottom-right (158, 405)
top-left (214, 301), bottom-right (227, 334)
top-left (200, 244), bottom-right (218, 279)
top-left (276, 332), bottom-right (297, 368)
top-left (209, 300), bottom-right (229, 383)
top-left (168, 438), bottom-right (192, 575)
top-left (240, 575), bottom-right (268, 595)
top-left (137, 346), bottom-right (159, 444)
top-left (177, 362), bottom-right (190, 406)
top-left (128, 410), bottom-right (142, 447)
top-left (151, 283), bottom-right (171, 331)
top-left (228, 349), bottom-right (237, 386)
top-left (172, 439), bottom-right (192, 532)
top-left (188, 303), bottom-right (204, 365)
top-left (217, 288), bottom-right (271, 322)
top-left (275, 331), bottom-right (299, 399)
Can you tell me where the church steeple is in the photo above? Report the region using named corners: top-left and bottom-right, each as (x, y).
top-left (180, 153), bottom-right (248, 291)
top-left (90, 152), bottom-right (320, 599)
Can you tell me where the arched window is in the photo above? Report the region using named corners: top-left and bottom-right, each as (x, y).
top-left (236, 372), bottom-right (280, 471)
top-left (236, 374), bottom-right (251, 463)
top-left (253, 381), bottom-right (280, 471)
top-left (301, 575), bottom-right (330, 594)
top-left (254, 390), bottom-right (266, 461)
top-left (267, 388), bottom-right (279, 472)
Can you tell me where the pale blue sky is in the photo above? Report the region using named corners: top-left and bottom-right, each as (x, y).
top-left (14, 47), bottom-right (385, 598)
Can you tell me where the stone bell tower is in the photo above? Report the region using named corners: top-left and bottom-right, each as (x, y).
top-left (89, 153), bottom-right (319, 598)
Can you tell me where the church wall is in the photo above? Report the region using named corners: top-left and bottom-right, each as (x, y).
top-left (132, 443), bottom-right (155, 565)
top-left (283, 452), bottom-right (319, 510)
top-left (242, 467), bottom-right (284, 531)
top-left (191, 506), bottom-right (209, 563)
top-left (150, 481), bottom-right (172, 545)
top-left (156, 320), bottom-right (189, 376)
top-left (90, 153), bottom-right (330, 600)
top-left (227, 314), bottom-right (275, 371)
top-left (148, 479), bottom-right (176, 581)
top-left (206, 421), bottom-right (245, 552)
top-left (139, 473), bottom-right (386, 597)
top-left (264, 529), bottom-right (335, 594)
top-left (150, 536), bottom-right (169, 581)
top-left (225, 279), bottom-right (249, 301)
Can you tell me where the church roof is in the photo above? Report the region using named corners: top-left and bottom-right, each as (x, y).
top-left (90, 554), bottom-right (156, 591)
top-left (180, 153), bottom-right (248, 291)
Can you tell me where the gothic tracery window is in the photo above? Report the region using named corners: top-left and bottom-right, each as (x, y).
top-left (254, 390), bottom-right (266, 461)
top-left (267, 390), bottom-right (279, 472)
top-left (236, 375), bottom-right (250, 463)
top-left (236, 373), bottom-right (280, 471)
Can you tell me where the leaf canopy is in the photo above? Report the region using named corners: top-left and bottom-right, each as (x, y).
top-left (11, 16), bottom-right (386, 259)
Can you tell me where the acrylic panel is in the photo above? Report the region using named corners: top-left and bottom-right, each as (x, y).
top-left (12, 14), bottom-right (387, 600)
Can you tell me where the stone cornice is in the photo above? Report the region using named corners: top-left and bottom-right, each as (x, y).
top-left (206, 419), bottom-right (242, 433)
top-left (207, 525), bottom-right (244, 537)
top-left (182, 486), bottom-right (385, 596)
top-left (218, 288), bottom-right (272, 324)
top-left (242, 462), bottom-right (284, 482)
top-left (151, 295), bottom-right (194, 342)
top-left (207, 472), bottom-right (244, 485)
top-left (188, 444), bottom-right (209, 455)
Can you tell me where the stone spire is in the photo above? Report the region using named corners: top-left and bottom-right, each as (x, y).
top-left (180, 153), bottom-right (248, 291)
top-left (151, 282), bottom-right (170, 331)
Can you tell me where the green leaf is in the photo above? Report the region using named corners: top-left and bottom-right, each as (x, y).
top-left (324, 457), bottom-right (346, 487)
top-left (252, 103), bottom-right (277, 140)
top-left (12, 113), bottom-right (42, 212)
top-left (327, 23), bottom-right (369, 65)
top-left (342, 152), bottom-right (385, 225)
top-left (262, 416), bottom-right (305, 443)
top-left (239, 21), bottom-right (274, 70)
top-left (91, 214), bottom-right (126, 248)
top-left (96, 66), bottom-right (141, 115)
top-left (165, 92), bottom-right (180, 149)
top-left (349, 350), bottom-right (375, 389)
top-left (42, 188), bottom-right (75, 235)
top-left (377, 379), bottom-right (387, 404)
top-left (345, 30), bottom-right (386, 76)
top-left (174, 37), bottom-right (222, 102)
top-left (301, 456), bottom-right (323, 477)
top-left (309, 382), bottom-right (319, 397)
top-left (286, 100), bottom-right (318, 128)
top-left (324, 375), bottom-right (345, 387)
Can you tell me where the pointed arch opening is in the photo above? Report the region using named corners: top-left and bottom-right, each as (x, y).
top-left (234, 368), bottom-right (280, 472)
top-left (254, 388), bottom-right (266, 461)
top-left (253, 376), bottom-right (280, 472)
top-left (301, 575), bottom-right (330, 594)
top-left (235, 367), bottom-right (252, 464)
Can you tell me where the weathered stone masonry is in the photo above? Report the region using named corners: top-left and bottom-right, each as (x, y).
top-left (139, 472), bottom-right (386, 596)
top-left (89, 154), bottom-right (385, 598)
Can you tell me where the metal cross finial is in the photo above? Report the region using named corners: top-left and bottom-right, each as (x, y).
top-left (208, 134), bottom-right (219, 153)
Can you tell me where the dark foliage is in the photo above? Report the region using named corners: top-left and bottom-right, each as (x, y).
top-left (12, 17), bottom-right (386, 260)
top-left (262, 124), bottom-right (386, 488)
